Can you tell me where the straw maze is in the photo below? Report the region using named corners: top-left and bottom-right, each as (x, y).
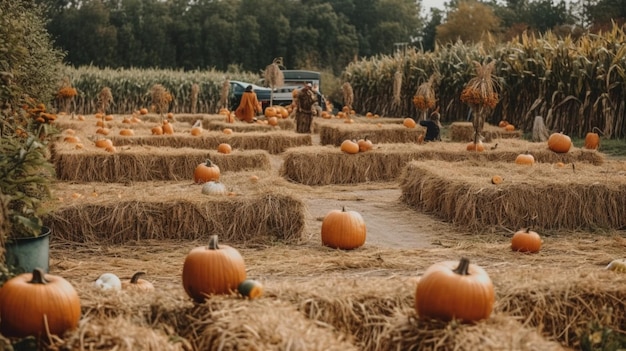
top-left (43, 113), bottom-right (626, 350)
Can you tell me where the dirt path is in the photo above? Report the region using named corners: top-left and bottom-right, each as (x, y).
top-left (272, 133), bottom-right (453, 249)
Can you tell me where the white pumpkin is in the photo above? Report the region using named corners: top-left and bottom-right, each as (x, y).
top-left (94, 273), bottom-right (122, 291)
top-left (201, 181), bottom-right (227, 195)
top-left (606, 258), bottom-right (626, 273)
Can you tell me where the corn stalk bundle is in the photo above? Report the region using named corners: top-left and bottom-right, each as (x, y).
top-left (342, 82), bottom-right (354, 110)
top-left (56, 76), bottom-right (77, 114)
top-left (393, 71), bottom-right (403, 106)
top-left (218, 80), bottom-right (229, 111)
top-left (412, 73), bottom-right (437, 120)
top-left (150, 84), bottom-right (173, 120)
top-left (460, 61), bottom-right (499, 144)
top-left (98, 87), bottom-right (113, 114)
top-left (190, 83), bottom-right (199, 114)
top-left (264, 58), bottom-right (284, 106)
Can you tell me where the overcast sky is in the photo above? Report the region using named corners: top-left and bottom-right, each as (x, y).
top-left (420, 0), bottom-right (580, 15)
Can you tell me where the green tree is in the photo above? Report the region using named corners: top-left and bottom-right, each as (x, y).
top-left (436, 0), bottom-right (501, 43)
top-left (1, 0), bottom-right (64, 109)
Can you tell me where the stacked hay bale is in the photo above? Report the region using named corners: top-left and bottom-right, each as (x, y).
top-left (282, 140), bottom-right (604, 185)
top-left (450, 122), bottom-right (523, 142)
top-left (399, 159), bottom-right (625, 232)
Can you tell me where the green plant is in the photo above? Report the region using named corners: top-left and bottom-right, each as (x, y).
top-left (0, 132), bottom-right (53, 240)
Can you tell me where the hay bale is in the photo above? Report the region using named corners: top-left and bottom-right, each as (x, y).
top-left (44, 181), bottom-right (306, 244)
top-left (107, 131), bottom-right (311, 154)
top-left (207, 119), bottom-right (295, 132)
top-left (51, 143), bottom-right (271, 182)
top-left (318, 123), bottom-right (425, 146)
top-left (50, 316), bottom-right (188, 351)
top-left (496, 269), bottom-right (626, 349)
top-left (276, 277), bottom-right (414, 351)
top-left (450, 122), bottom-right (523, 142)
top-left (399, 159), bottom-right (626, 232)
top-left (281, 141), bottom-right (605, 185)
top-left (312, 117), bottom-right (404, 133)
top-left (180, 298), bottom-right (358, 351)
top-left (378, 310), bottom-right (566, 351)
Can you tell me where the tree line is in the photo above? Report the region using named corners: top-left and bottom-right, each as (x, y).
top-left (40, 0), bottom-right (624, 74)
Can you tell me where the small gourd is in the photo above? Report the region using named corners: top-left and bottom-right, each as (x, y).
top-left (201, 181), bottom-right (227, 196)
top-left (238, 279), bottom-right (264, 299)
top-left (605, 259), bottom-right (626, 273)
top-left (122, 272), bottom-right (155, 291)
top-left (94, 273), bottom-right (122, 291)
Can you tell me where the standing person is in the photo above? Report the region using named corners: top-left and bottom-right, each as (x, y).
top-left (419, 109), bottom-right (442, 142)
top-left (235, 85), bottom-right (261, 123)
top-left (294, 83), bottom-right (316, 133)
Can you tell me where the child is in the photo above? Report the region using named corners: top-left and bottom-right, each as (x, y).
top-left (419, 109), bottom-right (442, 142)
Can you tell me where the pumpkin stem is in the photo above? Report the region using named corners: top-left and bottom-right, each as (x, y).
top-left (208, 234), bottom-right (219, 250)
top-left (205, 159), bottom-right (214, 167)
top-left (29, 268), bottom-right (48, 284)
top-left (592, 127), bottom-right (604, 135)
top-left (130, 272), bottom-right (146, 284)
top-left (452, 258), bottom-right (471, 276)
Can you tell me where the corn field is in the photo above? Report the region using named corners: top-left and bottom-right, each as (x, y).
top-left (56, 66), bottom-right (262, 115)
top-left (344, 24), bottom-right (626, 139)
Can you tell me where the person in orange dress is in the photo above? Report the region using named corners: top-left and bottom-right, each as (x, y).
top-left (235, 85), bottom-right (261, 123)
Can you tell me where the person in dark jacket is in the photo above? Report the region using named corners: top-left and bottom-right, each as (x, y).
top-left (419, 109), bottom-right (442, 142)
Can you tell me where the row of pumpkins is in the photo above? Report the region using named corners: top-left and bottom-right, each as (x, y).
top-left (6, 216), bottom-right (609, 341)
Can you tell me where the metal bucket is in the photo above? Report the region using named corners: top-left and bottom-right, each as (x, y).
top-left (5, 226), bottom-right (51, 274)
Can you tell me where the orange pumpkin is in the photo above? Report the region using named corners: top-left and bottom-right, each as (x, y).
top-left (95, 138), bottom-right (113, 149)
top-left (139, 108), bottom-right (148, 115)
top-left (189, 120), bottom-right (203, 136)
top-left (64, 136), bottom-right (80, 143)
top-left (194, 159), bottom-right (220, 183)
top-left (504, 124), bottom-right (515, 131)
top-left (466, 141), bottom-right (485, 152)
top-left (511, 228), bottom-right (542, 253)
top-left (498, 120), bottom-right (509, 128)
top-left (415, 258), bottom-right (494, 322)
top-left (357, 137), bottom-right (373, 152)
top-left (217, 143), bottom-right (232, 154)
top-left (515, 153), bottom-right (535, 165)
top-left (151, 126), bottom-right (163, 135)
top-left (403, 118), bottom-right (417, 128)
top-left (0, 268), bottom-right (81, 338)
top-left (182, 235), bottom-right (246, 302)
top-left (162, 120), bottom-right (174, 135)
top-left (267, 116), bottom-right (279, 126)
top-left (223, 128), bottom-right (233, 135)
top-left (96, 127), bottom-right (110, 135)
top-left (584, 131), bottom-right (600, 150)
top-left (321, 207), bottom-right (367, 250)
top-left (340, 139), bottom-right (359, 154)
top-left (547, 132), bottom-right (572, 153)
top-left (120, 128), bottom-right (134, 136)
top-left (491, 175), bottom-right (503, 185)
top-left (264, 107), bottom-right (277, 118)
top-left (122, 272), bottom-right (155, 292)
